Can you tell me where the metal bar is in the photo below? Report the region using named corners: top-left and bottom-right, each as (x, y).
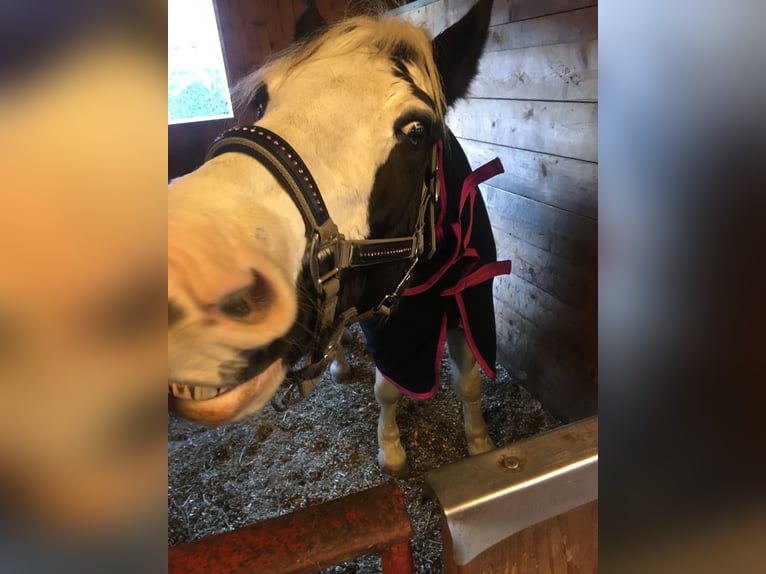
top-left (425, 416), bottom-right (598, 566)
top-left (168, 482), bottom-right (413, 574)
top-left (380, 540), bottom-right (415, 574)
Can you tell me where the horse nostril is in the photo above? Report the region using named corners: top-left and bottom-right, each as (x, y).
top-left (218, 270), bottom-right (273, 320)
top-left (168, 300), bottom-right (185, 327)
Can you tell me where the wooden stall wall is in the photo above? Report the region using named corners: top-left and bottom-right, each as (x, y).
top-left (397, 0), bottom-right (597, 421)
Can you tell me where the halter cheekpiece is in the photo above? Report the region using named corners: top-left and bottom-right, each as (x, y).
top-left (205, 125), bottom-right (439, 390)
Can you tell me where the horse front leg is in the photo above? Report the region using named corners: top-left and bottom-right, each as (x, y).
top-left (447, 329), bottom-right (494, 456)
top-left (374, 369), bottom-right (408, 475)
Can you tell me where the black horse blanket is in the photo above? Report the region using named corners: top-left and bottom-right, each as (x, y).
top-left (361, 131), bottom-right (511, 398)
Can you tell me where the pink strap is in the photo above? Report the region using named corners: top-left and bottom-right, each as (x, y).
top-left (459, 157), bottom-right (503, 213)
top-left (454, 293), bottom-right (496, 378)
top-left (405, 157), bottom-right (505, 297)
top-left (441, 260), bottom-right (512, 297)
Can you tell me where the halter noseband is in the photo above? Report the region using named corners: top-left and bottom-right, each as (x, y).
top-left (205, 125), bottom-right (439, 387)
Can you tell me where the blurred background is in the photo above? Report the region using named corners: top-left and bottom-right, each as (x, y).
top-left (599, 0), bottom-right (766, 571)
top-left (0, 1), bottom-right (167, 572)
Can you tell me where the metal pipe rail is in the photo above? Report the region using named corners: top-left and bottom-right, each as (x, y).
top-left (168, 481), bottom-right (414, 574)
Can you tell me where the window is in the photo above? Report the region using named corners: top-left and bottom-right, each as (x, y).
top-left (168, 0), bottom-right (233, 124)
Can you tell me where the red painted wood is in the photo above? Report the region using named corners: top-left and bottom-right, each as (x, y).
top-left (381, 540), bottom-right (416, 574)
top-left (168, 482), bottom-right (413, 574)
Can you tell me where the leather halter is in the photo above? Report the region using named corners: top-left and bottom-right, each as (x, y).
top-left (205, 125), bottom-right (439, 384)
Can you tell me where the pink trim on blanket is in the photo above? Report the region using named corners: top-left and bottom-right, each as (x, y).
top-left (405, 157), bottom-right (505, 297)
top-left (405, 222), bottom-right (463, 296)
top-left (382, 313), bottom-right (448, 399)
top-left (454, 292), bottom-right (496, 379)
top-left (435, 140), bottom-right (447, 243)
top-left (446, 261), bottom-right (512, 379)
top-left (440, 260), bottom-right (512, 297)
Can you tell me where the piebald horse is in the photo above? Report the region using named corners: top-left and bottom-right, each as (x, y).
top-left (168, 0), bottom-right (510, 474)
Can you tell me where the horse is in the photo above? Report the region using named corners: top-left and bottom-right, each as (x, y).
top-left (168, 0), bottom-right (510, 474)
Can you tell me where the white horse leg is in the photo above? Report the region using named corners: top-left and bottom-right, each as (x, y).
top-left (374, 369), bottom-right (408, 474)
top-left (447, 329), bottom-right (494, 456)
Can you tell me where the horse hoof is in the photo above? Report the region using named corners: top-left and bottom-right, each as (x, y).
top-left (381, 462), bottom-right (409, 477)
top-left (377, 449), bottom-right (408, 476)
top-left (299, 378), bottom-right (318, 397)
top-left (330, 357), bottom-right (351, 383)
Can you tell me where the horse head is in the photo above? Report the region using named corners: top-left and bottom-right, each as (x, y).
top-left (168, 0), bottom-right (493, 425)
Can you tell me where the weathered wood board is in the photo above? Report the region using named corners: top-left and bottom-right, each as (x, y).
top-left (395, 0), bottom-right (596, 36)
top-left (492, 228), bottom-right (596, 311)
top-left (482, 183), bottom-right (597, 264)
top-left (449, 99), bottom-right (598, 161)
top-left (463, 141), bottom-right (597, 219)
top-left (471, 40), bottom-right (597, 101)
top-left (486, 6), bottom-right (597, 52)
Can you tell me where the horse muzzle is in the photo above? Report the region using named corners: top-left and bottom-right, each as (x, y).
top-left (168, 359), bottom-right (287, 425)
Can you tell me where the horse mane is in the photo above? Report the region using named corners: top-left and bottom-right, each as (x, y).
top-left (233, 14), bottom-right (447, 125)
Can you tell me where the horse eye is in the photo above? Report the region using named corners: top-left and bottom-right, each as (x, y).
top-left (401, 121), bottom-right (426, 145)
top-left (250, 85), bottom-right (269, 121)
top-left (255, 102), bottom-right (266, 120)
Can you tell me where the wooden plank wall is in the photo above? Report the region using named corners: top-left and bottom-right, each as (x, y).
top-left (397, 0), bottom-right (597, 421)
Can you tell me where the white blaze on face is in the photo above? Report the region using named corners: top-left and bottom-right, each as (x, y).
top-left (168, 17), bottom-right (444, 424)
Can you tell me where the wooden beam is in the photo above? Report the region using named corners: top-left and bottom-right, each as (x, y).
top-left (471, 40), bottom-right (598, 101)
top-left (509, 0), bottom-right (597, 23)
top-left (486, 5), bottom-right (597, 52)
top-left (461, 142), bottom-right (597, 219)
top-left (493, 272), bottom-right (596, 359)
top-left (395, 0), bottom-right (598, 31)
top-left (495, 304), bottom-right (597, 421)
top-left (449, 99), bottom-right (597, 162)
top-left (481, 184), bottom-right (597, 265)
top-left (492, 227), bottom-right (596, 309)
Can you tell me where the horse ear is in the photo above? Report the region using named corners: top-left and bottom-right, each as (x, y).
top-left (294, 0), bottom-right (327, 42)
top-left (432, 0), bottom-right (492, 106)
